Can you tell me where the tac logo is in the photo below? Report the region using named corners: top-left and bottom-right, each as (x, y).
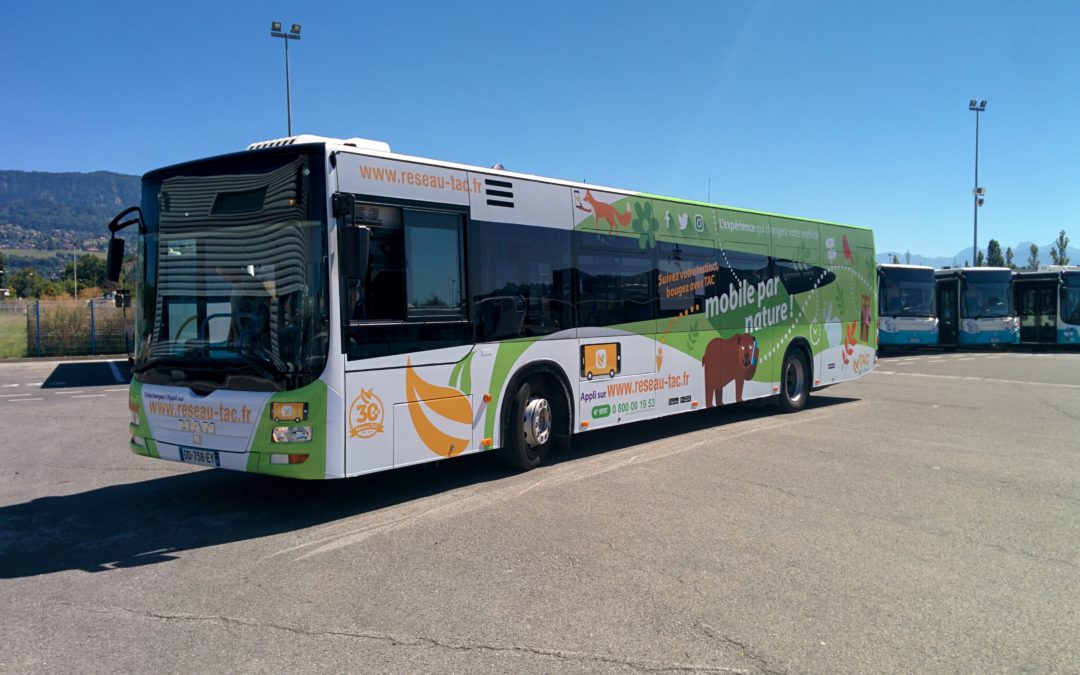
top-left (595, 349), bottom-right (607, 369)
top-left (851, 353), bottom-right (872, 375)
top-left (348, 388), bottom-right (385, 439)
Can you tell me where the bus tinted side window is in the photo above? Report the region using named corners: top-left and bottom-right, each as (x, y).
top-left (658, 239), bottom-right (717, 328)
top-left (470, 221), bottom-right (573, 341)
top-left (577, 231), bottom-right (655, 328)
top-left (343, 203), bottom-right (472, 360)
top-left (404, 210), bottom-right (466, 321)
top-left (346, 204), bottom-right (404, 322)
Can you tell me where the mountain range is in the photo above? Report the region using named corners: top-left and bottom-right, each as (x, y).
top-left (0, 169), bottom-right (140, 251)
top-left (876, 242), bottom-right (1079, 269)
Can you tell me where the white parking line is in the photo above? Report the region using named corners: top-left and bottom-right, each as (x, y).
top-left (10, 397), bottom-right (44, 402)
top-left (54, 391), bottom-right (83, 395)
top-left (876, 371), bottom-right (1080, 389)
top-left (0, 393), bottom-right (32, 398)
top-left (72, 394), bottom-right (107, 399)
top-left (106, 388), bottom-right (129, 393)
top-left (0, 383), bottom-right (19, 388)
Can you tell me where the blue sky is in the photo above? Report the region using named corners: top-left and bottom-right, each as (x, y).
top-left (3, 1), bottom-right (1079, 259)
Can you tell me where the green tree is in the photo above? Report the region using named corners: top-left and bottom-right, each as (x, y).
top-left (904, 250), bottom-right (911, 264)
top-left (986, 239), bottom-right (1005, 267)
top-left (890, 253), bottom-right (900, 264)
top-left (1027, 243), bottom-right (1040, 270)
top-left (976, 250), bottom-right (985, 267)
top-left (10, 268), bottom-right (42, 298)
top-left (1005, 246), bottom-right (1016, 270)
top-left (0, 250), bottom-right (5, 290)
top-left (1050, 229), bottom-right (1070, 266)
top-left (61, 254), bottom-right (106, 290)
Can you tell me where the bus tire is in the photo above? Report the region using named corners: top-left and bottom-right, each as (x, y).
top-left (778, 349), bottom-right (810, 413)
top-left (499, 377), bottom-right (555, 471)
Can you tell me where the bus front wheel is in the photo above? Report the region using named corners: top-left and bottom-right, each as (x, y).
top-left (499, 378), bottom-right (555, 471)
top-left (778, 349), bottom-right (810, 413)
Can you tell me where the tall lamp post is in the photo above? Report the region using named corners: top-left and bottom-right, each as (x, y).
top-left (968, 99), bottom-right (987, 266)
top-left (270, 22), bottom-right (302, 136)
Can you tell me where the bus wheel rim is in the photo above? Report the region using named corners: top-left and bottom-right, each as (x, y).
top-left (786, 359), bottom-right (804, 402)
top-left (523, 397), bottom-right (551, 448)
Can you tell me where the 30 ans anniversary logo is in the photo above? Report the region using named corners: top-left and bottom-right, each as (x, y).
top-left (349, 388), bottom-right (385, 438)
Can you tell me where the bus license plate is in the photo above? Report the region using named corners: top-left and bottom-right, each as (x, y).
top-left (180, 447), bottom-right (220, 467)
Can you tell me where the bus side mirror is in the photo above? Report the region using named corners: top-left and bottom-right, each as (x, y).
top-left (105, 236), bottom-right (125, 286)
top-left (339, 225), bottom-right (371, 280)
top-left (104, 205), bottom-right (143, 288)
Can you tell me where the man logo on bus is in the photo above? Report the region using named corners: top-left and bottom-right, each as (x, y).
top-left (349, 388), bottom-right (385, 438)
top-left (596, 349), bottom-right (607, 370)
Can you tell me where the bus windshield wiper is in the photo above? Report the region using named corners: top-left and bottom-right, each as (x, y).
top-left (205, 346), bottom-right (283, 381)
top-left (132, 355), bottom-right (189, 373)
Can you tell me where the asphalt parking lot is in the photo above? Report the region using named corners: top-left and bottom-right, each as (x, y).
top-left (1, 351), bottom-right (1078, 673)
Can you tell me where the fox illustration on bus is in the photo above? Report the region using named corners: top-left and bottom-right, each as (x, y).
top-left (105, 133), bottom-right (876, 479)
top-left (575, 189), bottom-right (632, 231)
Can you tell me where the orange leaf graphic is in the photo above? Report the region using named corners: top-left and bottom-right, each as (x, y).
top-left (405, 359), bottom-right (471, 457)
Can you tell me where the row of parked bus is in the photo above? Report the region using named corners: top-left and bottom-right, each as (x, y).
top-left (877, 264), bottom-right (1080, 348)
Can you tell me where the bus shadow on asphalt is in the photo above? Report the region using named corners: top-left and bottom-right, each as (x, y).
top-left (41, 360), bottom-right (130, 389)
top-left (0, 394), bottom-right (857, 579)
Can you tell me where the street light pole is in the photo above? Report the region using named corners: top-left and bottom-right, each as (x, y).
top-left (270, 22), bottom-right (302, 136)
top-left (968, 99), bottom-right (987, 266)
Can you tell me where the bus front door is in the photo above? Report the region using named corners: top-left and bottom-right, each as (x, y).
top-left (1037, 286), bottom-right (1057, 343)
top-left (1018, 283), bottom-right (1057, 344)
top-left (937, 284), bottom-right (958, 346)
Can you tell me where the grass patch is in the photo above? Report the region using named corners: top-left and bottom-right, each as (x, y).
top-left (0, 316), bottom-right (27, 358)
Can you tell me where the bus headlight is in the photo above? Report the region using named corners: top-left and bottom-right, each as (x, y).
top-left (879, 318), bottom-right (898, 333)
top-left (129, 402), bottom-right (141, 427)
top-left (272, 426), bottom-right (312, 443)
top-left (1005, 317), bottom-right (1019, 332)
top-left (932, 318), bottom-right (939, 333)
top-left (962, 319), bottom-right (979, 334)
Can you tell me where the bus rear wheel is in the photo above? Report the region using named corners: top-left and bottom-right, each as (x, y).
top-left (499, 378), bottom-right (557, 471)
top-left (778, 349), bottom-right (810, 413)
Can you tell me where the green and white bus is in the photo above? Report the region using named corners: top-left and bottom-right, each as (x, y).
top-left (105, 135), bottom-right (877, 479)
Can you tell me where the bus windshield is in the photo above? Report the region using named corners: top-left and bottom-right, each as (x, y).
top-left (879, 267), bottom-right (935, 317)
top-left (962, 270), bottom-right (1013, 319)
top-left (133, 152), bottom-right (329, 391)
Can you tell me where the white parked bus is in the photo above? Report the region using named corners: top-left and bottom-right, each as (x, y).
top-left (934, 267), bottom-right (1019, 347)
top-left (877, 263), bottom-right (938, 347)
top-left (106, 135), bottom-right (877, 479)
